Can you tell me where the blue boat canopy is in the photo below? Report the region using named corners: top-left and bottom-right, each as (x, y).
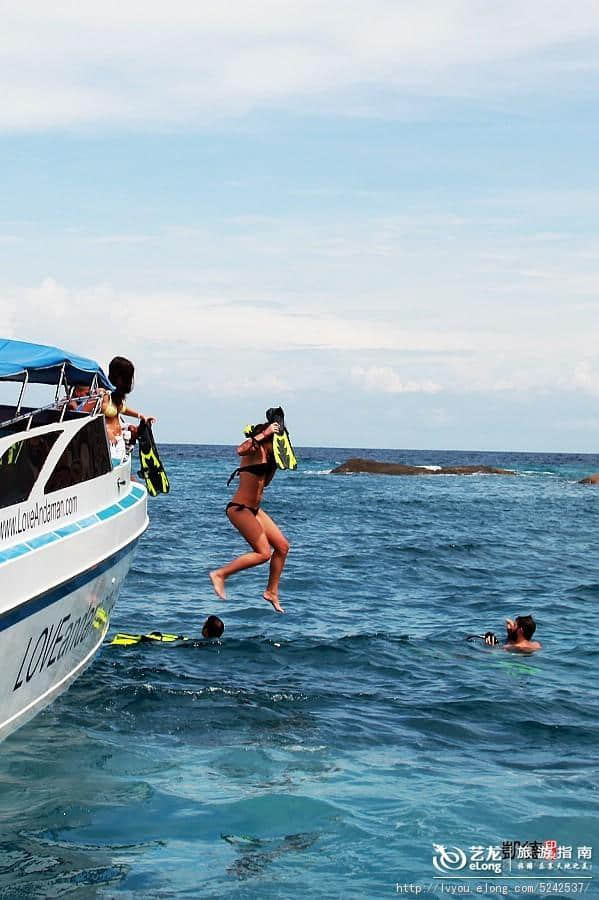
top-left (0, 339), bottom-right (112, 388)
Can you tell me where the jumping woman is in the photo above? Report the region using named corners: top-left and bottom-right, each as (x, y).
top-left (209, 420), bottom-right (290, 613)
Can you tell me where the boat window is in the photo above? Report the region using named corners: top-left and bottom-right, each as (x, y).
top-left (0, 432), bottom-right (61, 508)
top-left (45, 418), bottom-right (111, 494)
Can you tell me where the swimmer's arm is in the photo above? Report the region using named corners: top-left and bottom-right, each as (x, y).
top-left (236, 424), bottom-right (277, 455)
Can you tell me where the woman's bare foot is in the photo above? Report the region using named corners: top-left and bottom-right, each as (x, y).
top-left (209, 570), bottom-right (226, 600)
top-left (263, 590), bottom-right (284, 613)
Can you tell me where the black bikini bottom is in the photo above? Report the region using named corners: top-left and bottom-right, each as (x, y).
top-left (226, 502), bottom-right (259, 516)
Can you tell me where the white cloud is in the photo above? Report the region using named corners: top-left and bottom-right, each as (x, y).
top-left (3, 276), bottom-right (599, 404)
top-left (3, 1), bottom-right (599, 130)
top-left (351, 365), bottom-right (442, 394)
top-left (91, 235), bottom-right (153, 244)
top-left (203, 373), bottom-right (289, 397)
top-left (5, 277), bottom-right (461, 360)
top-left (573, 360), bottom-right (599, 395)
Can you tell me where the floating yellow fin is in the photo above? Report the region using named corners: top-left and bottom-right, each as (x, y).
top-left (109, 630), bottom-right (189, 646)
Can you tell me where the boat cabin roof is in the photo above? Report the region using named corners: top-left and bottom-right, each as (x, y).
top-left (0, 338), bottom-right (111, 388)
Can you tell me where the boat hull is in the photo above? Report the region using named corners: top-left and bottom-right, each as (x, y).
top-left (0, 539), bottom-right (139, 741)
top-left (0, 342), bottom-right (151, 741)
top-left (0, 447), bottom-right (148, 742)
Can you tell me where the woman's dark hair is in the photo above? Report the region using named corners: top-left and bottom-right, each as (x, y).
top-left (108, 356), bottom-right (135, 409)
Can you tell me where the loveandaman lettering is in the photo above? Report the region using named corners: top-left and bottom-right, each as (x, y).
top-left (0, 495), bottom-right (78, 543)
top-left (13, 604), bottom-right (98, 691)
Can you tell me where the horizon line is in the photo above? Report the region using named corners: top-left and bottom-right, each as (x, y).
top-left (156, 441), bottom-right (599, 456)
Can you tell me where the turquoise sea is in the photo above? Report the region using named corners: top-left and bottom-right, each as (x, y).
top-left (1, 446), bottom-right (598, 898)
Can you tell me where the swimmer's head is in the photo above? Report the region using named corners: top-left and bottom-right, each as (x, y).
top-left (506, 614), bottom-right (536, 642)
top-left (202, 615), bottom-right (224, 639)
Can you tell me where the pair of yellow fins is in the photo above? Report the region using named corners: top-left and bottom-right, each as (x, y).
top-left (137, 421), bottom-right (170, 497)
top-left (110, 630), bottom-right (189, 647)
top-left (244, 406), bottom-right (298, 471)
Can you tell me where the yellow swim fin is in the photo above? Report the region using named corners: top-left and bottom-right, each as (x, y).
top-left (109, 630), bottom-right (190, 646)
top-left (142, 631), bottom-right (188, 643)
top-left (137, 422), bottom-right (170, 497)
top-left (273, 430), bottom-right (297, 470)
top-left (110, 632), bottom-right (143, 646)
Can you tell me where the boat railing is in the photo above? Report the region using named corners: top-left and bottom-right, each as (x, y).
top-left (0, 367), bottom-right (104, 437)
top-left (0, 394), bottom-right (103, 437)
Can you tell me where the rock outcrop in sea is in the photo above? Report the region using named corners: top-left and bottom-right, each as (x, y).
top-left (579, 473), bottom-right (599, 484)
top-left (331, 458), bottom-right (516, 476)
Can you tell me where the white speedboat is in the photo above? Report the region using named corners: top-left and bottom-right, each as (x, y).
top-left (0, 339), bottom-right (148, 740)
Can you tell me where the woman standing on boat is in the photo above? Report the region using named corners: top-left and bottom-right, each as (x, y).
top-left (103, 356), bottom-right (155, 463)
top-left (209, 420), bottom-right (290, 614)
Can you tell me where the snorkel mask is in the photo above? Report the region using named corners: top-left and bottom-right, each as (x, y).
top-left (243, 407), bottom-right (297, 471)
top-left (266, 406), bottom-right (286, 433)
top-left (243, 409), bottom-right (285, 438)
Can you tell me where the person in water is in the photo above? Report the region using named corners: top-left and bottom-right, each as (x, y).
top-left (209, 420), bottom-right (290, 613)
top-left (484, 615), bottom-right (541, 652)
top-left (202, 615), bottom-right (225, 639)
top-left (103, 356), bottom-right (156, 463)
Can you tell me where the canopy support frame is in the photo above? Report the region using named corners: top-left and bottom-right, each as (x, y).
top-left (15, 372), bottom-right (29, 416)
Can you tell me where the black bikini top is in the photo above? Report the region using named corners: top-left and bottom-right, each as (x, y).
top-left (227, 461), bottom-right (276, 486)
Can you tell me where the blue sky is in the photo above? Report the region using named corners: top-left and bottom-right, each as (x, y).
top-left (2, 2), bottom-right (599, 450)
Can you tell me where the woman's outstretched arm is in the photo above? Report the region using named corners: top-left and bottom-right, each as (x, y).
top-left (236, 423), bottom-right (279, 455)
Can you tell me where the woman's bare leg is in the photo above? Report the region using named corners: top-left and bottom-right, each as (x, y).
top-left (256, 509), bottom-right (290, 613)
top-left (209, 509), bottom-right (271, 599)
